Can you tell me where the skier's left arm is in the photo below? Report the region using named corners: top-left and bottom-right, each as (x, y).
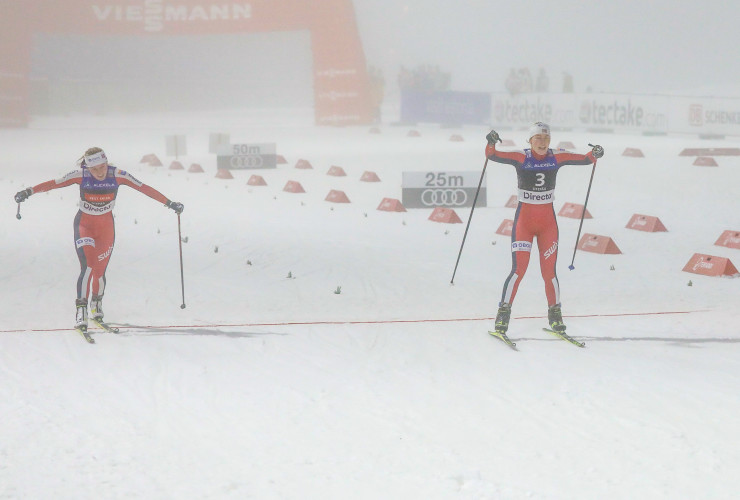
top-left (115, 168), bottom-right (184, 213)
top-left (554, 144), bottom-right (604, 166)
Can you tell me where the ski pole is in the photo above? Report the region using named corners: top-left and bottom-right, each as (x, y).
top-left (450, 158), bottom-right (488, 284)
top-left (177, 213), bottom-right (186, 309)
top-left (568, 149), bottom-right (598, 270)
top-left (16, 202), bottom-right (22, 220)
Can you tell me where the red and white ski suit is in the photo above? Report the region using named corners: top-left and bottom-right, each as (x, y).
top-left (30, 166), bottom-right (170, 301)
top-left (485, 143), bottom-right (596, 306)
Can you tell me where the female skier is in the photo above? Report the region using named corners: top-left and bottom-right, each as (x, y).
top-left (485, 122), bottom-right (603, 342)
top-left (14, 147), bottom-right (183, 338)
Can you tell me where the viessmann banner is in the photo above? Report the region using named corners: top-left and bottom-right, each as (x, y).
top-left (0, 0), bottom-right (374, 128)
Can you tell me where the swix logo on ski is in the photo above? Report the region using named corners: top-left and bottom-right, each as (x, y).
top-left (511, 241), bottom-right (532, 252)
top-left (92, 2), bottom-right (252, 33)
top-left (76, 237), bottom-right (95, 248)
top-left (98, 245), bottom-right (114, 262)
top-left (543, 241), bottom-right (558, 260)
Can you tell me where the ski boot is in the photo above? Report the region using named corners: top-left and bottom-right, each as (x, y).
top-left (547, 303), bottom-right (566, 333)
top-left (489, 303), bottom-right (515, 348)
top-left (495, 303), bottom-right (512, 334)
top-left (75, 299), bottom-right (94, 343)
top-left (90, 294), bottom-right (104, 321)
top-left (89, 294), bottom-right (119, 333)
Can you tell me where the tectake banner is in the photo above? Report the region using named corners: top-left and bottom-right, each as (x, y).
top-left (401, 90), bottom-right (491, 125)
top-left (492, 94), bottom-right (577, 129)
top-left (576, 94), bottom-right (669, 133)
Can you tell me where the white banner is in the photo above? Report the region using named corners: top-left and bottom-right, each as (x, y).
top-left (489, 92), bottom-right (740, 137)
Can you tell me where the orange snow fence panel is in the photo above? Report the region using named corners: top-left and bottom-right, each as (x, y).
top-left (407, 130), bottom-right (421, 137)
top-left (247, 175), bottom-right (267, 186)
top-left (376, 198), bottom-right (406, 212)
top-left (714, 230), bottom-right (740, 250)
top-left (558, 203), bottom-right (592, 219)
top-left (693, 156), bottom-right (718, 166)
top-left (682, 253), bottom-right (739, 277)
top-left (360, 171), bottom-right (381, 182)
top-left (276, 155), bottom-right (288, 165)
top-left (295, 159), bottom-right (313, 169)
top-left (622, 148), bottom-right (644, 157)
top-left (325, 190), bottom-right (350, 203)
top-left (625, 214), bottom-right (667, 232)
top-left (327, 166), bottom-right (347, 177)
top-left (188, 163), bottom-right (204, 173)
top-left (496, 219), bottom-right (514, 236)
top-left (428, 207), bottom-right (462, 224)
top-left (505, 195), bottom-right (518, 208)
top-left (215, 169), bottom-right (234, 179)
top-left (140, 154), bottom-right (162, 166)
top-left (577, 234), bottom-right (622, 254)
top-left (449, 134), bottom-right (464, 142)
top-left (283, 180), bottom-right (306, 193)
top-left (169, 161), bottom-right (184, 170)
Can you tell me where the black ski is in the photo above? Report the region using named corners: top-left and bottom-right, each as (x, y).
top-left (488, 330), bottom-right (517, 350)
top-left (543, 328), bottom-right (585, 348)
top-left (75, 325), bottom-right (95, 344)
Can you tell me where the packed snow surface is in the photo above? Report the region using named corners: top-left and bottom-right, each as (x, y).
top-left (1, 109), bottom-right (738, 499)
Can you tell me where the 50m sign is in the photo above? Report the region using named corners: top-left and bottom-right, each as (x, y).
top-left (217, 143), bottom-right (277, 170)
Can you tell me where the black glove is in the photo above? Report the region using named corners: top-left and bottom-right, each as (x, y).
top-left (14, 188), bottom-right (32, 203)
top-left (486, 130), bottom-right (502, 145)
top-left (166, 200), bottom-right (184, 214)
top-left (591, 144), bottom-right (604, 159)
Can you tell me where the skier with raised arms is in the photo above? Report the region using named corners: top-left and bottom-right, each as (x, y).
top-left (14, 147), bottom-right (183, 342)
top-left (485, 122), bottom-right (604, 346)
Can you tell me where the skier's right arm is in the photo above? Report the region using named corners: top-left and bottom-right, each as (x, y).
top-left (17, 170), bottom-right (83, 201)
top-left (485, 130), bottom-right (525, 166)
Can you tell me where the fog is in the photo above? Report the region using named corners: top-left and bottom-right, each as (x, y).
top-left (354, 0), bottom-right (740, 96)
top-left (8, 0), bottom-right (740, 122)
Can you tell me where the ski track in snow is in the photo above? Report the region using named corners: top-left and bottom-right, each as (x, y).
top-left (1, 110), bottom-right (739, 499)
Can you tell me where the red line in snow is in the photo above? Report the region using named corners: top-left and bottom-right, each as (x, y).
top-left (0, 310), bottom-right (709, 334)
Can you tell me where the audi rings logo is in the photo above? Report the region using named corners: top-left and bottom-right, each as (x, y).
top-left (421, 188), bottom-right (468, 206)
top-left (230, 155), bottom-right (263, 168)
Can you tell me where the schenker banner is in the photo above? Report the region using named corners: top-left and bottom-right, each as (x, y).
top-left (402, 171), bottom-right (486, 209)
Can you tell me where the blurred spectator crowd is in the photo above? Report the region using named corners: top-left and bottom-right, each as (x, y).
top-left (505, 68), bottom-right (573, 95)
top-left (398, 65), bottom-right (451, 92)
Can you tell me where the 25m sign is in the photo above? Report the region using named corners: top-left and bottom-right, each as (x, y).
top-left (402, 171), bottom-right (486, 209)
top-left (217, 143), bottom-right (277, 170)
